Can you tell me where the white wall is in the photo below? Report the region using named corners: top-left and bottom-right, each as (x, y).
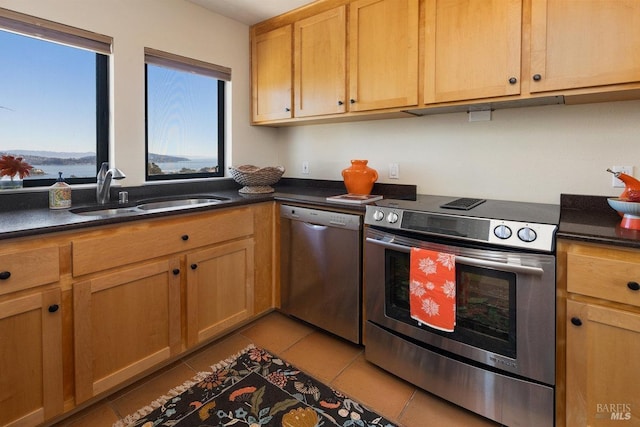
top-left (3, 1), bottom-right (638, 203)
top-left (277, 100), bottom-right (640, 204)
top-left (0, 0), bottom-right (281, 186)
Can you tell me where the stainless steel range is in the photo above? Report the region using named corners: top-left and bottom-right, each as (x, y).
top-left (364, 196), bottom-right (559, 427)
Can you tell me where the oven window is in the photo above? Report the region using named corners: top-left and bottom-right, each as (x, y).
top-left (385, 250), bottom-right (410, 313)
top-left (456, 264), bottom-right (516, 358)
top-left (384, 249), bottom-right (517, 358)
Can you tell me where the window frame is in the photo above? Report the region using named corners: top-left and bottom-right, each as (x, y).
top-left (144, 48), bottom-right (230, 182)
top-left (0, 7), bottom-right (112, 187)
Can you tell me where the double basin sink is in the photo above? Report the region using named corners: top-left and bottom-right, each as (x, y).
top-left (70, 195), bottom-right (229, 217)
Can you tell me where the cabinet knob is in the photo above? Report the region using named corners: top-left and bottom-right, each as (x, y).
top-left (191, 263), bottom-right (198, 270)
top-left (48, 304), bottom-right (59, 313)
top-left (350, 99), bottom-right (356, 104)
top-left (181, 235), bottom-right (189, 241)
top-left (0, 271), bottom-right (10, 280)
top-left (508, 77), bottom-right (517, 85)
top-left (570, 317), bottom-right (582, 327)
top-left (338, 100), bottom-right (344, 106)
top-left (172, 268), bottom-right (180, 275)
top-left (285, 107), bottom-right (291, 112)
top-left (628, 281), bottom-right (640, 291)
top-left (532, 74), bottom-right (542, 81)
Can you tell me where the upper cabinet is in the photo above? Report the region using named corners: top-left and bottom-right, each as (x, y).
top-left (349, 0), bottom-right (419, 111)
top-left (294, 6), bottom-right (347, 117)
top-left (530, 0), bottom-right (640, 93)
top-left (423, 0), bottom-right (522, 104)
top-left (251, 25), bottom-right (293, 122)
top-left (250, 0), bottom-right (640, 125)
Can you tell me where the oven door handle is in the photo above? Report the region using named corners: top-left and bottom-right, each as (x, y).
top-left (366, 237), bottom-right (545, 276)
top-left (456, 256), bottom-right (544, 276)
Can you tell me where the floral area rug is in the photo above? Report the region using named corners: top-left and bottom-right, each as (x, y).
top-left (113, 344), bottom-right (396, 427)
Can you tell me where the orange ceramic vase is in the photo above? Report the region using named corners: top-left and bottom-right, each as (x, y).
top-left (342, 160), bottom-right (378, 195)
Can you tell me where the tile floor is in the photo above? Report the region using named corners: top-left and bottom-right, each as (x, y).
top-left (52, 312), bottom-right (499, 427)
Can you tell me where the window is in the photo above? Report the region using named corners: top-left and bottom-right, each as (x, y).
top-left (145, 48), bottom-right (229, 181)
top-left (0, 8), bottom-right (111, 186)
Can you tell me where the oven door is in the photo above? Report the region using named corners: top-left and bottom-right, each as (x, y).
top-left (365, 227), bottom-right (556, 386)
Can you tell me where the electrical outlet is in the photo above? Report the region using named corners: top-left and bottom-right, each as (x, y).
top-left (389, 163), bottom-right (399, 179)
top-left (302, 161), bottom-right (310, 175)
top-left (611, 166), bottom-right (633, 188)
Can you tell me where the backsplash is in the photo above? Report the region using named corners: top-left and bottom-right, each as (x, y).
top-left (276, 100), bottom-right (640, 204)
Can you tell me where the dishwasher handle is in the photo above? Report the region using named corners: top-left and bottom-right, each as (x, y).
top-left (280, 204), bottom-right (361, 230)
top-left (303, 222), bottom-right (328, 231)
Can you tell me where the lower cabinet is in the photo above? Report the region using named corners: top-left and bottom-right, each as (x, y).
top-left (0, 203), bottom-right (273, 425)
top-left (560, 239), bottom-right (640, 427)
top-left (0, 288), bottom-right (63, 427)
top-left (566, 300), bottom-right (640, 426)
top-left (73, 258), bottom-right (182, 404)
top-left (186, 238), bottom-right (255, 347)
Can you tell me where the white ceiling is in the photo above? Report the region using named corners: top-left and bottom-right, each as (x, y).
top-left (187, 0), bottom-right (316, 25)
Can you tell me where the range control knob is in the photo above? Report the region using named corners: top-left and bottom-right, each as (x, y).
top-left (518, 227), bottom-right (537, 242)
top-left (387, 212), bottom-right (399, 224)
top-left (494, 224), bottom-right (512, 239)
top-left (372, 210), bottom-right (384, 221)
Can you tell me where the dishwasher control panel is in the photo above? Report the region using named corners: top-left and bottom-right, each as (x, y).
top-left (280, 205), bottom-right (361, 231)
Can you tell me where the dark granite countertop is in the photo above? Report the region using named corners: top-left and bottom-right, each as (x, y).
top-left (559, 194), bottom-right (640, 249)
top-left (0, 178), bottom-right (416, 241)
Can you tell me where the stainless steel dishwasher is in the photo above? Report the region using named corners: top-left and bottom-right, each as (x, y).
top-left (280, 204), bottom-right (362, 343)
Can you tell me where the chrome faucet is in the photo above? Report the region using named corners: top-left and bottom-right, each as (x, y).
top-left (96, 162), bottom-right (126, 204)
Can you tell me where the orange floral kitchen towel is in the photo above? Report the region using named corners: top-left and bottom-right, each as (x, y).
top-left (409, 247), bottom-right (456, 332)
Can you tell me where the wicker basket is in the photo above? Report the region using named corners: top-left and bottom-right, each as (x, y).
top-left (229, 165), bottom-right (285, 194)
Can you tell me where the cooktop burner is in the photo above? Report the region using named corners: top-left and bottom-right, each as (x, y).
top-left (365, 195), bottom-right (560, 252)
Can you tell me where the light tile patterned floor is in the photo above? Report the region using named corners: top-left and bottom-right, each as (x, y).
top-left (52, 312), bottom-right (499, 427)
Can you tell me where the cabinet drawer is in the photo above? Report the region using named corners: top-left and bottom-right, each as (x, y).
top-left (72, 208), bottom-right (254, 276)
top-left (0, 246), bottom-right (60, 296)
top-left (567, 245), bottom-right (640, 308)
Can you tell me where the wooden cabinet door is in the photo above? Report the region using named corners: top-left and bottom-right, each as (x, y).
top-left (530, 0), bottom-right (640, 93)
top-left (424, 0), bottom-right (522, 103)
top-left (73, 259), bottom-right (181, 404)
top-left (252, 25), bottom-right (293, 122)
top-left (0, 289), bottom-right (63, 427)
top-left (349, 0), bottom-right (419, 111)
top-left (186, 239), bottom-right (254, 347)
top-left (294, 6), bottom-right (347, 117)
top-left (566, 300), bottom-right (640, 426)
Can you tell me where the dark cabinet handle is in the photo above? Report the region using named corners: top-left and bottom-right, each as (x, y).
top-left (350, 99), bottom-right (356, 104)
top-left (285, 107), bottom-right (291, 112)
top-left (338, 100), bottom-right (344, 105)
top-left (570, 317), bottom-right (582, 327)
top-left (628, 281), bottom-right (640, 291)
top-left (172, 268), bottom-right (180, 275)
top-left (48, 304), bottom-right (59, 313)
top-left (508, 77), bottom-right (517, 84)
top-left (0, 271), bottom-right (10, 280)
top-left (532, 74), bottom-right (542, 81)
top-left (191, 264), bottom-right (198, 270)
top-left (181, 235), bottom-right (189, 241)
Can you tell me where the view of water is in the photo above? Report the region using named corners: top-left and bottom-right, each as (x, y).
top-left (24, 159), bottom-right (218, 180)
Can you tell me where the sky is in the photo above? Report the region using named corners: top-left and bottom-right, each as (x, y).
top-left (0, 29), bottom-right (96, 153)
top-left (0, 29), bottom-right (219, 159)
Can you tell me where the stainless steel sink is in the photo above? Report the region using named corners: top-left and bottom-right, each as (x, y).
top-left (71, 196), bottom-right (229, 217)
top-left (71, 207), bottom-right (142, 217)
top-left (136, 198), bottom-right (224, 211)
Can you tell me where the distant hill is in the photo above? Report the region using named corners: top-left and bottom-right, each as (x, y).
top-left (2, 150), bottom-right (95, 158)
top-left (2, 150), bottom-right (189, 164)
top-left (148, 153), bottom-right (190, 162)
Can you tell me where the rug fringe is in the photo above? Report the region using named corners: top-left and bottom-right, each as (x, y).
top-left (112, 343), bottom-right (256, 427)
